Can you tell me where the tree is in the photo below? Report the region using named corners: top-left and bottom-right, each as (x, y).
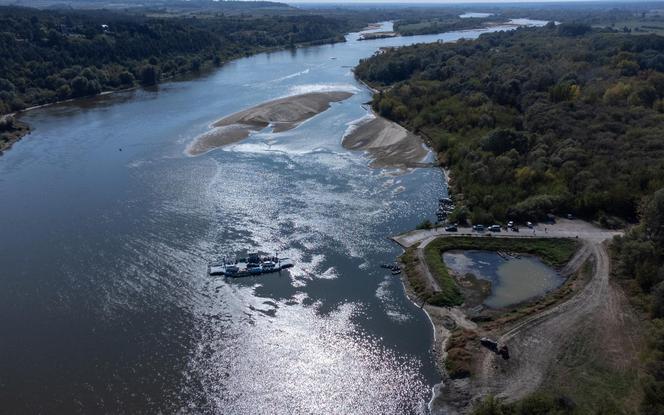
top-left (118, 71), bottom-right (135, 86)
top-left (642, 188), bottom-right (664, 245)
top-left (653, 280), bottom-right (664, 318)
top-left (139, 65), bottom-right (159, 86)
top-left (70, 76), bottom-right (90, 97)
top-left (481, 129), bottom-right (528, 155)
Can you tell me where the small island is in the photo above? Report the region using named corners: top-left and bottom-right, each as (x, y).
top-left (187, 91), bottom-right (354, 155)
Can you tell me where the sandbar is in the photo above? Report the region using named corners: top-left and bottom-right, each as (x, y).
top-left (342, 115), bottom-right (429, 167)
top-left (187, 91), bottom-right (353, 155)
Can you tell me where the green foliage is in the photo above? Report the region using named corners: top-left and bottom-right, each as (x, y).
top-left (0, 6), bottom-right (363, 113)
top-left (416, 219), bottom-right (433, 230)
top-left (139, 65), bottom-right (159, 86)
top-left (641, 188), bottom-right (664, 245)
top-left (473, 393), bottom-right (579, 415)
top-left (356, 27), bottom-right (664, 222)
top-left (557, 22), bottom-right (592, 37)
top-left (0, 114), bottom-right (29, 151)
top-left (445, 329), bottom-right (478, 379)
top-left (481, 129), bottom-right (528, 155)
top-left (611, 188), bottom-right (664, 413)
top-left (654, 282), bottom-right (664, 319)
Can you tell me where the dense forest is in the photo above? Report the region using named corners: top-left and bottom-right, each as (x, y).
top-left (611, 189), bottom-right (664, 415)
top-left (356, 24), bottom-right (664, 225)
top-left (356, 22), bottom-right (664, 414)
top-left (0, 6), bottom-right (366, 116)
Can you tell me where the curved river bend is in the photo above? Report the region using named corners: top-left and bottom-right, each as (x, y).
top-left (0, 20), bottom-right (545, 414)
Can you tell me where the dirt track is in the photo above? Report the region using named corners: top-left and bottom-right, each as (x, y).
top-left (393, 220), bottom-right (633, 413)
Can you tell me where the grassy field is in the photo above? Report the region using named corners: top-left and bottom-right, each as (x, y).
top-left (421, 236), bottom-right (580, 307)
top-left (542, 329), bottom-right (641, 415)
top-left (594, 19), bottom-right (664, 35)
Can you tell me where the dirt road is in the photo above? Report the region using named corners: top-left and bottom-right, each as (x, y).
top-left (417, 236), bottom-right (443, 293)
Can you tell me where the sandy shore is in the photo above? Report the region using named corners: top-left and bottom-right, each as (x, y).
top-left (187, 91), bottom-right (353, 155)
top-left (342, 115), bottom-right (429, 167)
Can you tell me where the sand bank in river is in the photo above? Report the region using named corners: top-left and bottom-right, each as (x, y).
top-left (187, 91), bottom-right (353, 155)
top-left (342, 115), bottom-right (429, 168)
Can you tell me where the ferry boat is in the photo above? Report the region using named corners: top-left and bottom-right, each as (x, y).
top-left (208, 252), bottom-right (294, 277)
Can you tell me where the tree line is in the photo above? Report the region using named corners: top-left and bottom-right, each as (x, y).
top-left (0, 6), bottom-right (364, 115)
top-left (356, 23), bottom-right (664, 226)
top-left (356, 22), bottom-right (664, 414)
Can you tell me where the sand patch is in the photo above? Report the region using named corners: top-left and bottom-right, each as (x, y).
top-left (188, 91), bottom-right (353, 155)
top-left (342, 115), bottom-right (429, 168)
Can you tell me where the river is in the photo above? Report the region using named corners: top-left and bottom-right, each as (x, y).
top-left (0, 20), bottom-right (546, 414)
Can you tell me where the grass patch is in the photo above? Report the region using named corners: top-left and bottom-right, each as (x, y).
top-left (539, 324), bottom-right (641, 415)
top-left (423, 237), bottom-right (580, 307)
top-left (400, 245), bottom-right (429, 302)
top-left (445, 328), bottom-right (478, 379)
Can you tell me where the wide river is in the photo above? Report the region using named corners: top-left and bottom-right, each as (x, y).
top-left (0, 20), bottom-right (545, 414)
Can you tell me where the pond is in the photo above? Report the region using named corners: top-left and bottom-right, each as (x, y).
top-left (443, 250), bottom-right (565, 308)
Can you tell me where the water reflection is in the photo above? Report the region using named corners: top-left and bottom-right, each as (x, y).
top-left (1, 20), bottom-right (546, 413)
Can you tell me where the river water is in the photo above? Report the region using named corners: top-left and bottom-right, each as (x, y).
top-left (0, 20), bottom-right (546, 414)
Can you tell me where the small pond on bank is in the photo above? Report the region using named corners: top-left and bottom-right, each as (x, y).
top-left (443, 250), bottom-right (565, 308)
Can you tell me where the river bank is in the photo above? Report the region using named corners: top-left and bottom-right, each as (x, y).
top-left (2, 35), bottom-right (354, 156)
top-left (0, 115), bottom-right (30, 154)
top-left (1, 18), bottom-right (568, 413)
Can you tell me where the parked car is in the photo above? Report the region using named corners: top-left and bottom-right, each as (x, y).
top-left (507, 221), bottom-right (514, 228)
top-left (445, 225), bottom-right (458, 232)
top-left (526, 221), bottom-right (534, 229)
top-left (472, 224), bottom-right (485, 232)
top-left (489, 224), bottom-right (501, 232)
top-left (567, 213), bottom-right (575, 220)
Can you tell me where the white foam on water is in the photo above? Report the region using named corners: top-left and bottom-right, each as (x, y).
top-left (288, 83), bottom-right (360, 95)
top-left (341, 113), bottom-right (376, 141)
top-left (269, 68), bottom-right (311, 83)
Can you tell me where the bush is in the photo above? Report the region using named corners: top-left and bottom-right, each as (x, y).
top-left (481, 129), bottom-right (529, 155)
top-left (139, 65), bottom-right (159, 86)
top-left (416, 219), bottom-right (433, 230)
top-left (118, 71), bottom-right (135, 86)
top-left (654, 281), bottom-right (664, 318)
